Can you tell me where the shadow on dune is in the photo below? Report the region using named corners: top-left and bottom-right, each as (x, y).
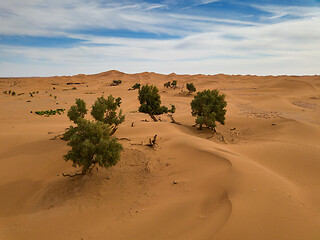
top-left (0, 179), bottom-right (42, 217)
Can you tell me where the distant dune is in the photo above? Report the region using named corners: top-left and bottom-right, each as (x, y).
top-left (0, 71), bottom-right (319, 239)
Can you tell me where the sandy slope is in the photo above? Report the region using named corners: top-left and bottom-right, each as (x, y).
top-left (0, 71), bottom-right (319, 239)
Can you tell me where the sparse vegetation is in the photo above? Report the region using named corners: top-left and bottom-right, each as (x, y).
top-left (3, 90), bottom-right (21, 96)
top-left (130, 83), bottom-right (141, 90)
top-left (164, 81), bottom-right (171, 88)
top-left (163, 80), bottom-right (178, 89)
top-left (29, 91), bottom-right (39, 97)
top-left (171, 80), bottom-right (177, 89)
top-left (186, 83), bottom-right (196, 94)
top-left (138, 84), bottom-right (173, 121)
top-left (111, 80), bottom-right (122, 86)
top-left (35, 108), bottom-right (65, 116)
top-left (63, 98), bottom-right (123, 176)
top-left (190, 89), bottom-right (227, 131)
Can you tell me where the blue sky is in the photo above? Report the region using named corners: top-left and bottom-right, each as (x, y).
top-left (0, 0), bottom-right (319, 76)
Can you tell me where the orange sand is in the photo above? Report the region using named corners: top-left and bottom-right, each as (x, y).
top-left (0, 71), bottom-right (319, 239)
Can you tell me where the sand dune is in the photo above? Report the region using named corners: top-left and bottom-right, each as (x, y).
top-left (0, 71), bottom-right (319, 239)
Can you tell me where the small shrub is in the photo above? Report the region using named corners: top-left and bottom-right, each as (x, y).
top-left (11, 91), bottom-right (16, 96)
top-left (190, 89), bottom-right (227, 131)
top-left (35, 108), bottom-right (65, 116)
top-left (131, 83), bottom-right (141, 90)
top-left (164, 81), bottom-right (171, 88)
top-left (171, 80), bottom-right (177, 89)
top-left (111, 80), bottom-right (122, 86)
top-left (168, 104), bottom-right (176, 113)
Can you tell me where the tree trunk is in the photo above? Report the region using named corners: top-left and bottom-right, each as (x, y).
top-left (167, 114), bottom-right (181, 125)
top-left (110, 126), bottom-right (118, 136)
top-left (149, 114), bottom-right (158, 122)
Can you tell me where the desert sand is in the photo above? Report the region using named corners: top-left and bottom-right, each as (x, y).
top-left (0, 70), bottom-right (320, 239)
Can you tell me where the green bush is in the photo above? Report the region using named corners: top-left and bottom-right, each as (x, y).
top-left (169, 104), bottom-right (176, 113)
top-left (164, 81), bottom-right (171, 88)
top-left (131, 83), bottom-right (141, 90)
top-left (190, 89), bottom-right (227, 130)
top-left (63, 97), bottom-right (124, 175)
top-left (35, 108), bottom-right (65, 116)
top-left (171, 80), bottom-right (177, 89)
top-left (63, 118), bottom-right (123, 175)
top-left (111, 80), bottom-right (122, 86)
top-left (91, 95), bottom-right (125, 135)
top-left (186, 83), bottom-right (196, 94)
top-left (138, 85), bottom-right (172, 121)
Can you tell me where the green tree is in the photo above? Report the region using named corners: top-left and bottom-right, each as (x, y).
top-left (63, 118), bottom-right (122, 175)
top-left (186, 83), bottom-right (196, 94)
top-left (171, 80), bottom-right (177, 89)
top-left (91, 95), bottom-right (125, 135)
top-left (63, 98), bottom-right (123, 176)
top-left (138, 84), bottom-right (170, 121)
top-left (164, 81), bottom-right (171, 88)
top-left (190, 89), bottom-right (227, 131)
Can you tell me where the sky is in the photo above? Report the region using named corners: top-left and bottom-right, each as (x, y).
top-left (0, 0), bottom-right (319, 77)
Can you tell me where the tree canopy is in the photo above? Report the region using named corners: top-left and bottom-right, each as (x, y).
top-left (63, 96), bottom-right (124, 176)
top-left (186, 83), bottom-right (196, 94)
top-left (190, 89), bottom-right (227, 130)
top-left (138, 84), bottom-right (174, 121)
top-left (91, 95), bottom-right (125, 135)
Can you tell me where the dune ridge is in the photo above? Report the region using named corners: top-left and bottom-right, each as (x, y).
top-left (0, 71), bottom-right (320, 239)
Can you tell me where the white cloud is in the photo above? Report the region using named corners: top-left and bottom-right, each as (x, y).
top-left (0, 1), bottom-right (319, 76)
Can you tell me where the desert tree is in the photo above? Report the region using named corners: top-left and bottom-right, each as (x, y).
top-left (63, 118), bottom-right (123, 176)
top-left (164, 81), bottom-right (171, 88)
top-left (186, 83), bottom-right (196, 94)
top-left (63, 98), bottom-right (123, 176)
top-left (190, 89), bottom-right (227, 131)
top-left (138, 84), bottom-right (172, 121)
top-left (131, 83), bottom-right (141, 90)
top-left (171, 80), bottom-right (177, 89)
top-left (91, 95), bottom-right (125, 135)
top-left (111, 80), bottom-right (122, 86)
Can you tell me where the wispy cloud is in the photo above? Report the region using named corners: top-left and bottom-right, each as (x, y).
top-left (0, 0), bottom-right (319, 76)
